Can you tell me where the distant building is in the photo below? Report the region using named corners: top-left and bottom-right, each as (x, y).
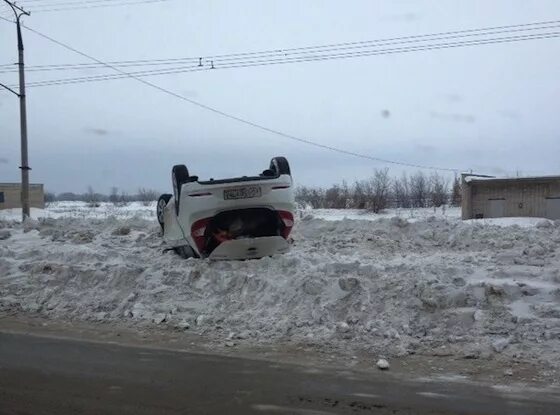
top-left (0, 183), bottom-right (45, 210)
top-left (461, 175), bottom-right (560, 220)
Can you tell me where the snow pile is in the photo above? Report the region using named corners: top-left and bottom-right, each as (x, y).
top-left (4, 202), bottom-right (458, 223)
top-left (1, 209), bottom-right (560, 369)
top-left (310, 206), bottom-right (460, 222)
top-left (0, 201), bottom-right (156, 221)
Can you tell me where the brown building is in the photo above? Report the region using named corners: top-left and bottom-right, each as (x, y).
top-left (0, 183), bottom-right (45, 210)
top-left (461, 175), bottom-right (560, 220)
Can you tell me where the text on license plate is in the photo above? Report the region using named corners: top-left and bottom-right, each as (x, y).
top-left (223, 186), bottom-right (262, 200)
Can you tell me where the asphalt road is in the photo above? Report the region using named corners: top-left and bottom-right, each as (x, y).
top-left (0, 331), bottom-right (558, 415)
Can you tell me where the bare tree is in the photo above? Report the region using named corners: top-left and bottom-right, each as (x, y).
top-left (294, 169), bottom-right (455, 211)
top-left (311, 188), bottom-right (327, 208)
top-left (430, 173), bottom-right (449, 207)
top-left (44, 191), bottom-right (56, 207)
top-left (368, 168), bottom-right (391, 213)
top-left (137, 188), bottom-right (159, 206)
top-left (340, 180), bottom-right (350, 208)
top-left (57, 192), bottom-right (78, 201)
top-left (295, 186), bottom-right (322, 208)
top-left (295, 186), bottom-right (308, 207)
top-left (393, 173), bottom-right (410, 208)
top-left (352, 180), bottom-right (367, 209)
top-left (120, 190), bottom-right (130, 206)
top-left (410, 172), bottom-right (429, 208)
top-left (325, 182), bottom-right (350, 208)
top-left (109, 186), bottom-right (120, 205)
top-left (85, 186), bottom-right (100, 208)
top-left (325, 184), bottom-right (341, 208)
top-left (451, 176), bottom-right (462, 207)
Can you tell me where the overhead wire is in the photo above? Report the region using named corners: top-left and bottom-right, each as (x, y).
top-left (4, 21), bottom-right (462, 172)
top-left (21, 0), bottom-right (171, 13)
top-left (22, 0), bottom-right (150, 5)
top-left (3, 19), bottom-right (560, 74)
top-left (20, 0), bottom-right (89, 3)
top-left (8, 30), bottom-right (560, 89)
top-left (0, 14), bottom-right (13, 23)
top-left (1, 15), bottom-right (558, 171)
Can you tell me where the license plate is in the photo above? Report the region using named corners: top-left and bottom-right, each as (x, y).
top-left (223, 186), bottom-right (262, 200)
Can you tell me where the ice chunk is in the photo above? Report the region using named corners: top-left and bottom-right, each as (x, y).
top-left (492, 338), bottom-right (510, 353)
top-left (376, 359), bottom-right (390, 370)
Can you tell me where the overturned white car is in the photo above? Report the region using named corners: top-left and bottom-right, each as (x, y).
top-left (156, 157), bottom-right (295, 260)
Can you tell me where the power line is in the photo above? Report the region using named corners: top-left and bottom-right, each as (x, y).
top-left (11, 22), bottom-right (461, 172)
top-left (21, 0), bottom-right (83, 2)
top-left (0, 13), bottom-right (13, 22)
top-left (22, 0), bottom-right (148, 5)
top-left (8, 30), bottom-right (560, 89)
top-left (22, 0), bottom-right (171, 13)
top-left (3, 19), bottom-right (560, 73)
top-left (21, 0), bottom-right (168, 8)
top-left (20, 0), bottom-right (88, 2)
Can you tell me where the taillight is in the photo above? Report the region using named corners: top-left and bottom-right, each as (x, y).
top-left (191, 218), bottom-right (211, 253)
top-left (278, 211), bottom-right (294, 239)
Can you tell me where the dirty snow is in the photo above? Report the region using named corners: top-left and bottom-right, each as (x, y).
top-left (1, 203), bottom-right (560, 375)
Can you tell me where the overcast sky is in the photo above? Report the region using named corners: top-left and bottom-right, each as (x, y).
top-left (1, 0), bottom-right (560, 193)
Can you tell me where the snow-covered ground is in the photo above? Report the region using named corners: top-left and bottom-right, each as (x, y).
top-left (304, 206), bottom-right (461, 222)
top-left (0, 201), bottom-right (157, 221)
top-left (1, 202), bottom-right (560, 378)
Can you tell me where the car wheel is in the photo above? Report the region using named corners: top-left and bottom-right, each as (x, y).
top-left (270, 156), bottom-right (291, 176)
top-left (157, 194), bottom-right (172, 230)
top-left (172, 164), bottom-right (189, 214)
top-left (174, 245), bottom-right (196, 259)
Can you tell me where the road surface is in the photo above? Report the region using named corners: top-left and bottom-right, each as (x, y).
top-left (0, 331), bottom-right (558, 414)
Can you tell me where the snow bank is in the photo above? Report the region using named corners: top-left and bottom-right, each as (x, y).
top-left (309, 206), bottom-right (460, 222)
top-left (1, 201), bottom-right (156, 221)
top-left (463, 217), bottom-right (555, 228)
top-left (1, 207), bottom-right (560, 370)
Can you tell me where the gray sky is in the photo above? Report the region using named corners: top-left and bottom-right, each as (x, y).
top-left (1, 0), bottom-right (560, 194)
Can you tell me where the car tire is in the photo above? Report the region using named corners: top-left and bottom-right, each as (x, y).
top-left (172, 164), bottom-right (189, 214)
top-left (174, 245), bottom-right (196, 259)
top-left (270, 156), bottom-right (291, 176)
top-left (157, 194), bottom-right (172, 230)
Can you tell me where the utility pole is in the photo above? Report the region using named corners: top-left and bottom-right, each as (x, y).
top-left (1, 0), bottom-right (31, 221)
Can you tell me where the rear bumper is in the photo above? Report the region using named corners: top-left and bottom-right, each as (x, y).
top-left (177, 175), bottom-right (294, 233)
top-left (208, 236), bottom-right (290, 260)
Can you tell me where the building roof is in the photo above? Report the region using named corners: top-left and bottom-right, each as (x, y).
top-left (464, 175), bottom-right (560, 185)
top-left (0, 183), bottom-right (44, 188)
